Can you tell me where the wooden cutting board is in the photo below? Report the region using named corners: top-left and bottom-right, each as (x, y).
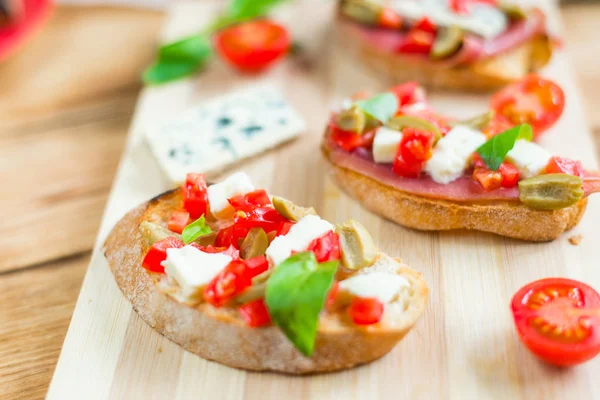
top-left (47, 1), bottom-right (600, 398)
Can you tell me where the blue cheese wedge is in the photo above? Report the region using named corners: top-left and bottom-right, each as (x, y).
top-left (145, 84), bottom-right (306, 183)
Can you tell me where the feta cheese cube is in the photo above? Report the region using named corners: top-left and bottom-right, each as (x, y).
top-left (207, 172), bottom-right (255, 218)
top-left (506, 140), bottom-right (553, 178)
top-left (425, 125), bottom-right (487, 184)
top-left (339, 272), bottom-right (410, 303)
top-left (266, 214), bottom-right (333, 266)
top-left (373, 126), bottom-right (402, 164)
top-left (161, 245), bottom-right (232, 303)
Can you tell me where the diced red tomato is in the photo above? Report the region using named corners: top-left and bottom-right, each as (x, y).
top-left (228, 189), bottom-right (271, 210)
top-left (389, 82), bottom-right (428, 110)
top-left (167, 210), bottom-right (191, 234)
top-left (278, 221), bottom-right (294, 236)
top-left (377, 8), bottom-right (402, 29)
top-left (472, 156), bottom-right (520, 191)
top-left (191, 243), bottom-right (240, 259)
top-left (499, 162), bottom-right (520, 188)
top-left (239, 299), bottom-right (272, 327)
top-left (142, 237), bottom-right (184, 273)
top-left (214, 224), bottom-right (249, 249)
top-left (330, 122), bottom-right (376, 152)
top-left (306, 231), bottom-right (341, 263)
top-left (413, 17), bottom-right (437, 34)
top-left (214, 19), bottom-right (290, 72)
top-left (204, 256), bottom-right (269, 307)
top-left (326, 281), bottom-right (340, 310)
top-left (182, 173), bottom-right (208, 219)
top-left (449, 0), bottom-right (469, 14)
top-left (490, 75), bottom-right (565, 138)
top-left (473, 168), bottom-right (503, 191)
top-left (348, 297), bottom-right (385, 325)
top-left (397, 29), bottom-right (435, 55)
top-left (235, 207), bottom-right (288, 233)
top-left (392, 153), bottom-right (423, 178)
top-left (545, 156), bottom-right (585, 178)
top-left (511, 278), bottom-right (600, 366)
top-left (399, 128), bottom-right (435, 164)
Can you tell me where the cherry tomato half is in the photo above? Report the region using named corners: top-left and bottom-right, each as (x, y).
top-left (511, 278), bottom-right (600, 367)
top-left (490, 75), bottom-right (565, 138)
top-left (214, 19), bottom-right (290, 72)
top-left (545, 156), bottom-right (585, 178)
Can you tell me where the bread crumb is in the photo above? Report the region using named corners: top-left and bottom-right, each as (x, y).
top-left (568, 234), bottom-right (582, 246)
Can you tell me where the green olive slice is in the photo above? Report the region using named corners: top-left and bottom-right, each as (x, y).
top-left (430, 25), bottom-right (464, 60)
top-left (519, 174), bottom-right (584, 210)
top-left (386, 115), bottom-right (442, 142)
top-left (335, 220), bottom-right (378, 271)
top-left (234, 283), bottom-right (266, 304)
top-left (451, 111), bottom-right (495, 131)
top-left (498, 2), bottom-right (527, 20)
top-left (336, 105), bottom-right (366, 134)
top-left (240, 227), bottom-right (269, 260)
top-left (139, 221), bottom-right (181, 245)
top-left (272, 196), bottom-right (317, 222)
top-left (340, 0), bottom-right (381, 25)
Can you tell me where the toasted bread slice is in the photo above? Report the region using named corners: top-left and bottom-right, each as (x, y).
top-left (321, 144), bottom-right (587, 242)
top-left (103, 189), bottom-right (429, 374)
top-left (336, 19), bottom-right (552, 92)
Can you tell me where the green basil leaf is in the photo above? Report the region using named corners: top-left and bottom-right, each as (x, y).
top-left (181, 215), bottom-right (212, 244)
top-left (355, 92), bottom-right (398, 124)
top-left (158, 35), bottom-right (213, 63)
top-left (476, 124), bottom-right (533, 170)
top-left (143, 61), bottom-right (206, 85)
top-left (265, 252), bottom-right (338, 356)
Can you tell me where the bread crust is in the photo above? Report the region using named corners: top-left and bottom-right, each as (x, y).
top-left (103, 190), bottom-right (429, 374)
top-left (336, 19), bottom-right (551, 92)
top-left (321, 147), bottom-right (587, 242)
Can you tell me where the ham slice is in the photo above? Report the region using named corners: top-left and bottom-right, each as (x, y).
top-left (325, 135), bottom-right (600, 202)
top-left (350, 8), bottom-right (547, 66)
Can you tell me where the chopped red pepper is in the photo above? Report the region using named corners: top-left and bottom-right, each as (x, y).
top-left (399, 128), bottom-right (435, 164)
top-left (167, 210), bottom-right (191, 234)
top-left (239, 299), bottom-right (272, 327)
top-left (329, 122), bottom-right (376, 152)
top-left (228, 189), bottom-right (272, 210)
top-left (182, 173), bottom-right (208, 219)
top-left (204, 256), bottom-right (269, 307)
top-left (377, 8), bottom-right (402, 29)
top-left (142, 237), bottom-right (184, 273)
top-left (545, 156), bottom-right (585, 178)
top-left (306, 231), bottom-right (341, 263)
top-left (348, 297), bottom-right (384, 325)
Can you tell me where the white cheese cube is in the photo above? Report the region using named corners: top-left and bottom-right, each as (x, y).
top-left (207, 172), bottom-right (255, 218)
top-left (339, 272), bottom-right (410, 303)
top-left (161, 245), bottom-right (232, 303)
top-left (266, 214), bottom-right (334, 266)
top-left (373, 126), bottom-right (402, 164)
top-left (424, 125), bottom-right (487, 184)
top-left (506, 140), bottom-right (553, 179)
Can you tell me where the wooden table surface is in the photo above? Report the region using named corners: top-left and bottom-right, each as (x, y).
top-left (0, 4), bottom-right (599, 399)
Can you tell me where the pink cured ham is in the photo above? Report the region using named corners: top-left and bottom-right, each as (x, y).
top-left (348, 8), bottom-right (547, 67)
top-left (325, 135), bottom-right (600, 202)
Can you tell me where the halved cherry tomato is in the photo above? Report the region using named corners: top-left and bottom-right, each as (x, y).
top-left (483, 112), bottom-right (514, 138)
top-left (142, 237), bottom-right (184, 273)
top-left (306, 231), bottom-right (341, 263)
top-left (191, 244), bottom-right (240, 259)
top-left (491, 75), bottom-right (565, 137)
top-left (511, 278), bottom-right (600, 367)
top-left (397, 29), bottom-right (435, 55)
top-left (228, 189), bottom-right (272, 210)
top-left (399, 128), bottom-right (435, 164)
top-left (389, 82), bottom-right (428, 110)
top-left (214, 19), bottom-right (290, 72)
top-left (204, 256), bottom-right (269, 307)
top-left (239, 299), bottom-right (272, 327)
top-left (377, 8), bottom-right (402, 29)
top-left (413, 17), bottom-right (437, 34)
top-left (167, 210), bottom-right (191, 234)
top-left (348, 297), bottom-right (385, 325)
top-left (545, 156), bottom-right (585, 178)
top-left (330, 121), bottom-right (377, 152)
top-left (182, 173), bottom-right (208, 219)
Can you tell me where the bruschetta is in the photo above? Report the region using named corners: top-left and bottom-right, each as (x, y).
top-left (103, 172), bottom-right (428, 373)
top-left (321, 79), bottom-right (600, 241)
top-left (337, 0), bottom-right (554, 91)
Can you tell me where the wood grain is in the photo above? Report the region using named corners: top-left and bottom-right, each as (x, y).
top-left (46, 1), bottom-right (600, 399)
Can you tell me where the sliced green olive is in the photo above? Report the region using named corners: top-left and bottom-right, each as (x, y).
top-left (139, 221), bottom-right (181, 245)
top-left (451, 111), bottom-right (495, 131)
top-left (530, 35), bottom-right (553, 71)
top-left (234, 283), bottom-right (266, 304)
top-left (340, 0), bottom-right (381, 25)
top-left (430, 25), bottom-right (464, 60)
top-left (240, 227), bottom-right (269, 260)
top-left (336, 105), bottom-right (366, 134)
top-left (498, 2), bottom-right (527, 20)
top-left (519, 173), bottom-right (584, 210)
top-left (386, 115), bottom-right (442, 142)
top-left (272, 196), bottom-right (317, 222)
top-left (335, 220), bottom-right (378, 271)
top-left (252, 269), bottom-right (272, 285)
